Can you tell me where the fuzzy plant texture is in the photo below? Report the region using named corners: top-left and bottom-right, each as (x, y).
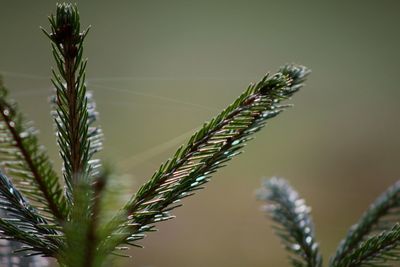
top-left (0, 3), bottom-right (310, 267)
top-left (258, 177), bottom-right (400, 267)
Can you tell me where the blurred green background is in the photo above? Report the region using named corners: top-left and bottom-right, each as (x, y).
top-left (1, 1), bottom-right (400, 266)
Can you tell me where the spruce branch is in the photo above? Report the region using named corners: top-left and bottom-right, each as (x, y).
top-left (0, 172), bottom-right (62, 257)
top-left (42, 3), bottom-right (102, 204)
top-left (336, 223), bottom-right (400, 267)
top-left (0, 3), bottom-right (315, 265)
top-left (100, 64), bottom-right (311, 254)
top-left (0, 77), bottom-right (67, 221)
top-left (330, 180), bottom-right (400, 266)
top-left (258, 177), bottom-right (322, 267)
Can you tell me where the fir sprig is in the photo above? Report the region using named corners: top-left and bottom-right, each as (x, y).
top-left (330, 181), bottom-right (400, 266)
top-left (258, 177), bottom-right (322, 267)
top-left (42, 3), bottom-right (102, 204)
top-left (0, 77), bottom-right (67, 221)
top-left (0, 172), bottom-right (61, 256)
top-left (100, 65), bottom-right (310, 254)
top-left (0, 3), bottom-right (312, 266)
top-left (259, 178), bottom-right (400, 267)
top-left (338, 223), bottom-right (400, 267)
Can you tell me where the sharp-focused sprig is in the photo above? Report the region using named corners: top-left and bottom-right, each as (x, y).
top-left (42, 3), bottom-right (102, 204)
top-left (0, 3), bottom-right (312, 267)
top-left (330, 181), bottom-right (400, 266)
top-left (0, 77), bottom-right (67, 221)
top-left (100, 65), bottom-right (310, 254)
top-left (258, 177), bottom-right (322, 267)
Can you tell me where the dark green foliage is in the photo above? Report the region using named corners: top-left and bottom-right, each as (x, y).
top-left (0, 78), bottom-right (68, 221)
top-left (0, 173), bottom-right (60, 256)
top-left (259, 178), bottom-right (400, 267)
top-left (99, 64), bottom-right (310, 254)
top-left (258, 177), bottom-right (322, 267)
top-left (0, 3), bottom-right (309, 266)
top-left (330, 181), bottom-right (400, 266)
top-left (42, 3), bottom-right (101, 205)
top-left (338, 224), bottom-right (400, 267)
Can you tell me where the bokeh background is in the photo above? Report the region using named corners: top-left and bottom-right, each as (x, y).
top-left (1, 1), bottom-right (400, 266)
